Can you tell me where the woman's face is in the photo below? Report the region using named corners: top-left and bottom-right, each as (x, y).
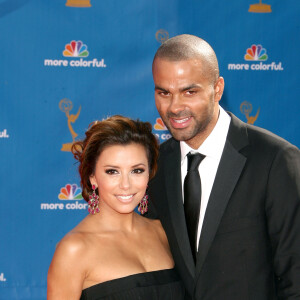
top-left (89, 143), bottom-right (149, 215)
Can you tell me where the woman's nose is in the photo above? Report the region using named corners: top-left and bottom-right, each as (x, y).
top-left (119, 174), bottom-right (130, 190)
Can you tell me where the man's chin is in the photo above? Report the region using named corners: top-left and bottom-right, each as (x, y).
top-left (168, 129), bottom-right (193, 142)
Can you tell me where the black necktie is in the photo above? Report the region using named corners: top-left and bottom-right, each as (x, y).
top-left (184, 152), bottom-right (205, 263)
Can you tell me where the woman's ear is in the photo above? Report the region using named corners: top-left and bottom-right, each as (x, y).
top-left (89, 175), bottom-right (97, 188)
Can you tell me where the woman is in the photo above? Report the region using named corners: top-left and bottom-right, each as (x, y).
top-left (47, 115), bottom-right (185, 300)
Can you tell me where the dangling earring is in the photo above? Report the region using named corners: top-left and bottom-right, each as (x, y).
top-left (88, 184), bottom-right (100, 214)
top-left (138, 192), bottom-right (148, 215)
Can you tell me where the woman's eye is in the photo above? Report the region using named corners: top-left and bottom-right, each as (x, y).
top-left (132, 168), bottom-right (145, 174)
top-left (105, 169), bottom-right (118, 175)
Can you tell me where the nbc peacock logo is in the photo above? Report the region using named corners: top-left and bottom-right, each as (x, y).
top-left (153, 118), bottom-right (171, 142)
top-left (41, 183), bottom-right (88, 210)
top-left (44, 40), bottom-right (106, 68)
top-left (58, 183), bottom-right (83, 200)
top-left (244, 44), bottom-right (268, 61)
top-left (63, 41), bottom-right (89, 57)
top-left (228, 44), bottom-right (283, 71)
top-left (154, 118), bottom-right (168, 130)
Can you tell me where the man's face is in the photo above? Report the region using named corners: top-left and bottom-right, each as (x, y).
top-left (152, 58), bottom-right (224, 149)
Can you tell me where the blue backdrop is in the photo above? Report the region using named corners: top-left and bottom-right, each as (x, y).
top-left (1, 0), bottom-right (299, 298)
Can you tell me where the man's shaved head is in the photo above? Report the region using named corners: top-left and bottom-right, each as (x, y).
top-left (153, 34), bottom-right (219, 84)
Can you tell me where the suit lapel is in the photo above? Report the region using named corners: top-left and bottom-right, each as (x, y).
top-left (195, 114), bottom-right (248, 277)
top-left (163, 139), bottom-right (196, 277)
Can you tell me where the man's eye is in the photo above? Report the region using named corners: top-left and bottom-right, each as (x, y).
top-left (132, 168), bottom-right (145, 174)
top-left (158, 91), bottom-right (169, 96)
top-left (105, 169), bottom-right (118, 175)
top-left (186, 90), bottom-right (196, 95)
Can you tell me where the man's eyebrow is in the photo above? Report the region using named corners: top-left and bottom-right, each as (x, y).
top-left (154, 85), bottom-right (168, 92)
top-left (154, 83), bottom-right (202, 92)
top-left (180, 84), bottom-right (201, 92)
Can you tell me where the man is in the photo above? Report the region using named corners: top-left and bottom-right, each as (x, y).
top-left (148, 34), bottom-right (300, 299)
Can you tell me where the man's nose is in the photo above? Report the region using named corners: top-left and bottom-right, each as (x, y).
top-left (169, 94), bottom-right (185, 114)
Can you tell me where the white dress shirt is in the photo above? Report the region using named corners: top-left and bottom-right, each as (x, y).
top-left (180, 106), bottom-right (231, 249)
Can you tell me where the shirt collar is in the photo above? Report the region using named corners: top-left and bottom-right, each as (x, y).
top-left (180, 106), bottom-right (231, 161)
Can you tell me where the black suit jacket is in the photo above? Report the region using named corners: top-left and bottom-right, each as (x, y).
top-left (148, 113), bottom-right (300, 300)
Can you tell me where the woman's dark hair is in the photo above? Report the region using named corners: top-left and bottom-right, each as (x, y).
top-left (71, 115), bottom-right (159, 202)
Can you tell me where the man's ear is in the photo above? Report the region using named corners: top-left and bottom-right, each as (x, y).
top-left (214, 76), bottom-right (225, 103)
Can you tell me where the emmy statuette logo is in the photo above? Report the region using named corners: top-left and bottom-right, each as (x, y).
top-left (59, 99), bottom-right (81, 152)
top-left (156, 29), bottom-right (169, 44)
top-left (249, 0), bottom-right (271, 13)
top-left (240, 101), bottom-right (260, 124)
top-left (66, 0), bottom-right (91, 7)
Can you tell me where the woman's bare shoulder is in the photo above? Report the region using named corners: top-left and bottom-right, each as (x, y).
top-left (49, 230), bottom-right (89, 276)
top-left (58, 231), bottom-right (87, 256)
top-left (47, 230), bottom-right (89, 299)
top-left (56, 216), bottom-right (100, 253)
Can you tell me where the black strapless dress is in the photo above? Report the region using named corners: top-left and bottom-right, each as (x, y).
top-left (80, 268), bottom-right (185, 300)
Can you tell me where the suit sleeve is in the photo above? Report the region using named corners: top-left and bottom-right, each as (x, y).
top-left (265, 144), bottom-right (300, 298)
